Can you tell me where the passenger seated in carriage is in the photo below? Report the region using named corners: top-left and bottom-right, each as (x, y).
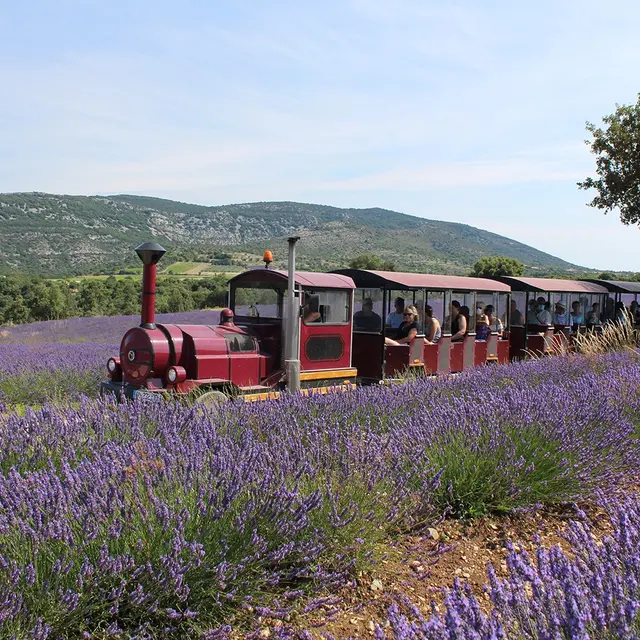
top-left (586, 302), bottom-right (602, 328)
top-left (526, 298), bottom-right (538, 325)
top-left (570, 301), bottom-right (583, 330)
top-left (451, 300), bottom-right (467, 342)
top-left (353, 298), bottom-right (382, 332)
top-left (475, 302), bottom-right (490, 341)
top-left (485, 304), bottom-right (503, 336)
top-left (423, 304), bottom-right (441, 344)
top-left (385, 306), bottom-right (419, 346)
top-left (386, 297), bottom-right (405, 329)
top-left (507, 299), bottom-right (524, 327)
top-left (553, 301), bottom-right (569, 325)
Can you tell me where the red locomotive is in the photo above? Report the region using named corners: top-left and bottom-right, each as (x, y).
top-left (103, 239), bottom-right (629, 402)
top-left (102, 239), bottom-right (358, 402)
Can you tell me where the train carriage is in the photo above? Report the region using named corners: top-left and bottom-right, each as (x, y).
top-left (332, 269), bottom-right (511, 381)
top-left (582, 279), bottom-right (640, 323)
top-left (104, 240), bottom-right (630, 403)
top-left (490, 277), bottom-right (609, 359)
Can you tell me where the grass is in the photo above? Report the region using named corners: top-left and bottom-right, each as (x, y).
top-left (162, 261), bottom-right (209, 275)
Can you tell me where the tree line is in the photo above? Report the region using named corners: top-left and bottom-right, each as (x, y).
top-left (0, 275), bottom-right (228, 325)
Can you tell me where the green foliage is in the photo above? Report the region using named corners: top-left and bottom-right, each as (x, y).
top-left (598, 271), bottom-right (615, 280)
top-left (471, 255), bottom-right (524, 278)
top-left (579, 94), bottom-right (640, 225)
top-left (0, 275), bottom-right (228, 326)
top-left (425, 425), bottom-right (579, 519)
top-left (348, 254), bottom-right (396, 271)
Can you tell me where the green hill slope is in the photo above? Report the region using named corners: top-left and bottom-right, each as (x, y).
top-left (0, 192), bottom-right (584, 276)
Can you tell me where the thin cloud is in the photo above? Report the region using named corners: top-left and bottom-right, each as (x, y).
top-left (319, 146), bottom-right (588, 190)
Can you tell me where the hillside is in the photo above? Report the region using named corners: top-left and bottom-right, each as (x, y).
top-left (0, 192), bottom-right (584, 276)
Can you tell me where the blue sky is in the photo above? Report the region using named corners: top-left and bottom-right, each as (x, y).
top-left (1, 0), bottom-right (639, 271)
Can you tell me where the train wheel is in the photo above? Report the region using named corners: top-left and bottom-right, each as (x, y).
top-left (195, 390), bottom-right (228, 406)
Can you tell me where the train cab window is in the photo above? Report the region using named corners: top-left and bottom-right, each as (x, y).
top-left (233, 286), bottom-right (283, 319)
top-left (302, 290), bottom-right (350, 325)
top-left (224, 333), bottom-right (256, 352)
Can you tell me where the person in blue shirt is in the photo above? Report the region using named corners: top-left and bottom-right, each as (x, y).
top-left (385, 297), bottom-right (405, 329)
top-left (570, 301), bottom-right (584, 328)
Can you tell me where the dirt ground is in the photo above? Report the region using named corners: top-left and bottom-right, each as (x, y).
top-left (252, 501), bottom-right (614, 639)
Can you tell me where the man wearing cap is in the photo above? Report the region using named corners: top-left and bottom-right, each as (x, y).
top-left (553, 301), bottom-right (568, 325)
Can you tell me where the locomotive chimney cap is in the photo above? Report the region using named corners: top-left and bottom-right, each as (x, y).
top-left (135, 242), bottom-right (166, 265)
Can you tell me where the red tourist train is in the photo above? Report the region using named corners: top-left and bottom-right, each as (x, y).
top-left (102, 240), bottom-right (636, 403)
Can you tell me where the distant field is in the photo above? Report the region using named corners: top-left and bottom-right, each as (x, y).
top-left (163, 261), bottom-right (209, 274)
top-left (162, 261), bottom-right (241, 275)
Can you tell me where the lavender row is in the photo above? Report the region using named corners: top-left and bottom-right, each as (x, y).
top-left (0, 310), bottom-right (221, 344)
top-left (0, 353), bottom-right (638, 638)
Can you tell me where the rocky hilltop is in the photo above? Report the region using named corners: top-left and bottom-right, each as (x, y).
top-left (0, 193), bottom-right (581, 276)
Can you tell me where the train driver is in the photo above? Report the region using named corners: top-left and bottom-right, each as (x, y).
top-left (302, 295), bottom-right (321, 323)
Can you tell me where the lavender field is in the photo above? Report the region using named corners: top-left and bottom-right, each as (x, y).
top-left (0, 312), bottom-right (221, 405)
top-left (0, 335), bottom-right (638, 637)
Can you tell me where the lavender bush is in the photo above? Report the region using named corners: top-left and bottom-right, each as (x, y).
top-left (275, 496), bottom-right (640, 639)
top-left (0, 343), bottom-right (115, 405)
top-left (0, 353), bottom-right (638, 637)
top-left (370, 495), bottom-right (640, 639)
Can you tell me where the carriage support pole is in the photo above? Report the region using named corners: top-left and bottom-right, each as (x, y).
top-left (285, 236), bottom-right (301, 393)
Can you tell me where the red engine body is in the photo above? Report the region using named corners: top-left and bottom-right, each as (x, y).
top-left (119, 323), bottom-right (272, 394)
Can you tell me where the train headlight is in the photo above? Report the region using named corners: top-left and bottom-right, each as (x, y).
top-left (166, 366), bottom-right (187, 385)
